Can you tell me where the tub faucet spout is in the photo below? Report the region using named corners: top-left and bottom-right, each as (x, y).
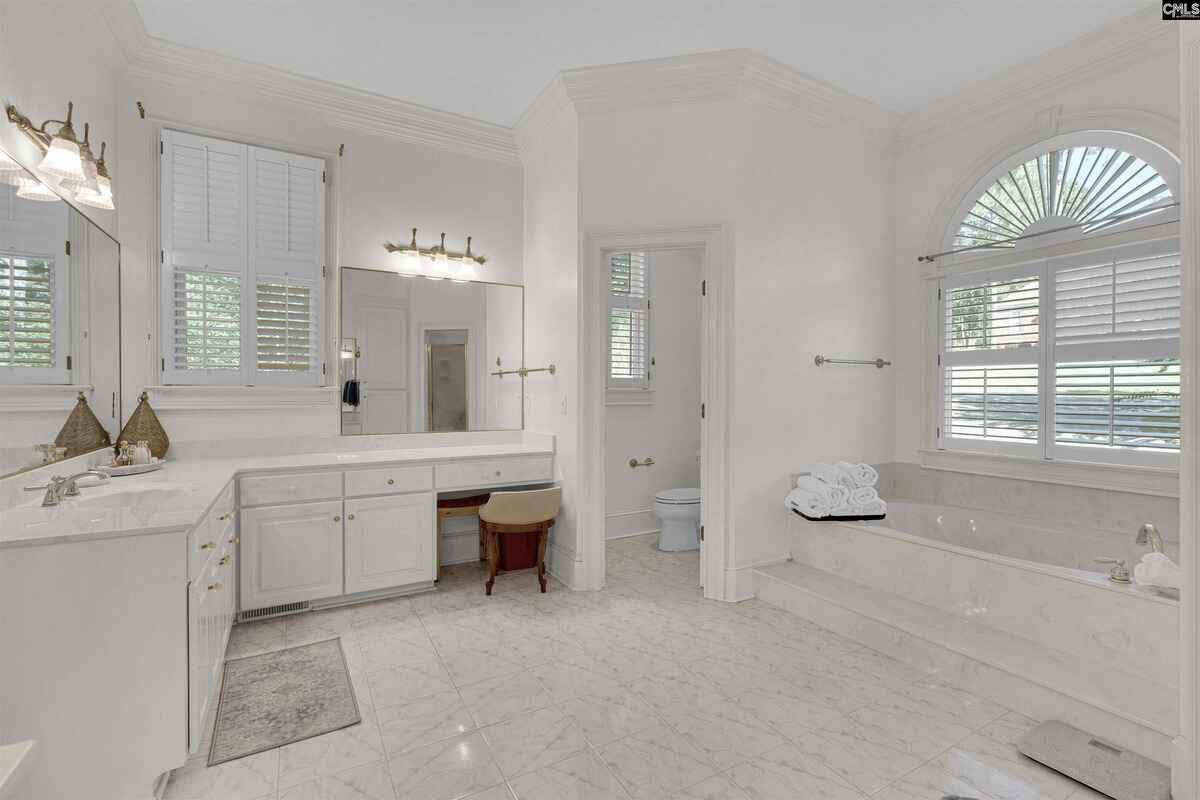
top-left (1136, 523), bottom-right (1164, 554)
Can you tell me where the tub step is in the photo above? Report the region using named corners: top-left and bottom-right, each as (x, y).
top-left (1018, 720), bottom-right (1169, 800)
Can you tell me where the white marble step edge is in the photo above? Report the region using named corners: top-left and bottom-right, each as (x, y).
top-left (754, 561), bottom-right (1176, 759)
top-left (0, 741), bottom-right (34, 800)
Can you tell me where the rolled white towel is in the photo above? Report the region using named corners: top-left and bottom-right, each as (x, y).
top-left (830, 503), bottom-right (857, 517)
top-left (796, 476), bottom-right (850, 506)
top-left (810, 463), bottom-right (856, 491)
top-left (786, 488), bottom-right (831, 518)
top-left (1133, 552), bottom-right (1181, 590)
top-left (858, 498), bottom-right (887, 516)
top-left (849, 486), bottom-right (879, 505)
top-left (836, 461), bottom-right (878, 488)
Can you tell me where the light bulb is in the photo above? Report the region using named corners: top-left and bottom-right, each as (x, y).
top-left (39, 136), bottom-right (85, 183)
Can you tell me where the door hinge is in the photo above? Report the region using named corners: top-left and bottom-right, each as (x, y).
top-left (322, 170), bottom-right (327, 183)
top-left (699, 525), bottom-right (705, 542)
top-left (65, 240), bottom-right (71, 256)
top-left (700, 402), bottom-right (706, 420)
top-left (322, 265), bottom-right (327, 278)
top-left (937, 353), bottom-right (941, 366)
top-left (701, 279), bottom-right (706, 296)
top-left (937, 287), bottom-right (942, 301)
top-left (161, 357), bottom-right (166, 372)
top-left (160, 250), bottom-right (164, 264)
top-left (66, 355), bottom-right (72, 370)
top-left (160, 140), bottom-right (164, 155)
top-left (936, 426), bottom-right (942, 438)
top-left (322, 362), bottom-right (327, 376)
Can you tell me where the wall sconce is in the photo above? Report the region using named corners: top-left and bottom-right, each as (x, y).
top-left (383, 229), bottom-right (486, 281)
top-left (6, 101), bottom-right (115, 211)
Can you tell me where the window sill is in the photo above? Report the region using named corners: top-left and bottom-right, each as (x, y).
top-left (917, 448), bottom-right (1179, 498)
top-left (0, 384), bottom-right (94, 412)
top-left (605, 388), bottom-right (654, 407)
top-left (146, 385), bottom-right (338, 413)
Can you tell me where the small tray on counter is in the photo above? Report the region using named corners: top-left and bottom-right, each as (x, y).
top-left (98, 459), bottom-right (165, 477)
top-left (791, 508), bottom-right (885, 522)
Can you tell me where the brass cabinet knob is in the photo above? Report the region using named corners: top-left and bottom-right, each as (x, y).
top-left (334, 515), bottom-right (341, 522)
top-left (387, 478), bottom-right (394, 485)
top-left (495, 470), bottom-right (501, 477)
top-left (200, 542), bottom-right (215, 551)
top-left (219, 512), bottom-right (231, 521)
top-left (348, 513), bottom-right (355, 521)
top-left (208, 582), bottom-right (223, 591)
top-left (229, 536), bottom-right (240, 545)
top-left (219, 555), bottom-right (232, 566)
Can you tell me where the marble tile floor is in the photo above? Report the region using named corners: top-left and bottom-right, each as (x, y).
top-left (164, 534), bottom-right (1104, 800)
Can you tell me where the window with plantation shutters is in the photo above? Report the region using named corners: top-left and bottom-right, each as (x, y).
top-left (160, 130), bottom-right (325, 386)
top-left (938, 238), bottom-right (1181, 465)
top-left (608, 252), bottom-right (650, 388)
top-left (0, 253), bottom-right (69, 384)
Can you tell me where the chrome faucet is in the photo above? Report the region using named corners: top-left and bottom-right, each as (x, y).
top-left (40, 470), bottom-right (108, 507)
top-left (1136, 523), bottom-right (1165, 554)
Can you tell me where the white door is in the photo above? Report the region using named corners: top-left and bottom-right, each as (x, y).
top-left (241, 500), bottom-right (344, 609)
top-left (345, 493), bottom-right (435, 593)
top-left (359, 302), bottom-right (408, 433)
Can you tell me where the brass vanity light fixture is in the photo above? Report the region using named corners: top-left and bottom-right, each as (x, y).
top-left (384, 228), bottom-right (486, 280)
top-left (6, 101), bottom-right (116, 210)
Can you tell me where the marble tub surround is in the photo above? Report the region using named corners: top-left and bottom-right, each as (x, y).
top-left (779, 505), bottom-right (1178, 760)
top-left (877, 461), bottom-right (1179, 544)
top-left (0, 433), bottom-right (556, 548)
top-left (164, 534), bottom-right (1099, 800)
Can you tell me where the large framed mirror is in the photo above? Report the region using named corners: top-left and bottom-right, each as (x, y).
top-left (339, 267), bottom-right (523, 435)
top-left (0, 145), bottom-right (122, 477)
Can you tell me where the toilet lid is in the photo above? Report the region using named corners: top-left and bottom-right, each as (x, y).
top-left (655, 488), bottom-right (701, 505)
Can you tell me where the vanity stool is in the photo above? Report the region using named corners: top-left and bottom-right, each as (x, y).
top-left (479, 487), bottom-right (561, 595)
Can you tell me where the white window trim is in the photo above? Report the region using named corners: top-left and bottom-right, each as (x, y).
top-left (606, 251), bottom-right (651, 392)
top-left (158, 128), bottom-right (328, 388)
top-left (934, 236), bottom-right (1181, 471)
top-left (0, 248), bottom-right (71, 385)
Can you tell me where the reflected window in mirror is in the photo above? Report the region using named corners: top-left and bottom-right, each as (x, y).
top-left (340, 267), bottom-right (524, 435)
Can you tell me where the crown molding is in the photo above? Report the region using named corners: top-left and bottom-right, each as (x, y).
top-left (896, 6), bottom-right (1176, 152)
top-left (514, 75), bottom-right (575, 160)
top-left (93, 0), bottom-right (150, 64)
top-left (516, 49), bottom-right (897, 151)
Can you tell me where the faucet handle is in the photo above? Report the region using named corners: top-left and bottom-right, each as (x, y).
top-left (1095, 557), bottom-right (1131, 583)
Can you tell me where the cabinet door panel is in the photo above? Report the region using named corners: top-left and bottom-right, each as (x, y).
top-left (345, 493), bottom-right (434, 593)
top-left (241, 500), bottom-right (344, 609)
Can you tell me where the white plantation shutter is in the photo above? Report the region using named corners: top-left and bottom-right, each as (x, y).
top-left (940, 268), bottom-right (1041, 451)
top-left (938, 238), bottom-right (1181, 464)
top-left (608, 252), bottom-right (649, 387)
top-left (0, 253), bottom-right (70, 384)
top-left (249, 146), bottom-right (324, 383)
top-left (160, 131), bottom-right (325, 385)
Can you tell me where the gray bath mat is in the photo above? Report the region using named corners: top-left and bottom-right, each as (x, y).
top-left (1017, 720), bottom-right (1169, 800)
top-left (208, 637), bottom-right (361, 766)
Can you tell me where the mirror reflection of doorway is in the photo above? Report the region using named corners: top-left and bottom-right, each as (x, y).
top-left (425, 329), bottom-right (469, 432)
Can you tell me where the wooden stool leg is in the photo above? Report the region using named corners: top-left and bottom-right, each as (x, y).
top-left (485, 522), bottom-right (499, 595)
top-left (536, 524), bottom-right (548, 593)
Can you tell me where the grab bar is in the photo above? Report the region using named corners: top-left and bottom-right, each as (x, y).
top-left (814, 355), bottom-right (891, 369)
top-left (491, 364), bottom-right (556, 378)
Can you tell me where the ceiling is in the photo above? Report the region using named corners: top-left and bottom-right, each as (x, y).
top-left (132, 0), bottom-right (1149, 127)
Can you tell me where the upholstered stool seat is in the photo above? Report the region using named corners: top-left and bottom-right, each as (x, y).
top-left (478, 487), bottom-right (562, 594)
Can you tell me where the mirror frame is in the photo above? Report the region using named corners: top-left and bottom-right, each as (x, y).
top-left (0, 144), bottom-right (122, 479)
top-left (337, 265), bottom-right (525, 436)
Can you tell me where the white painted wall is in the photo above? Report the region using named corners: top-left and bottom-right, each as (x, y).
top-left (519, 98), bottom-right (581, 584)
top-left (891, 43), bottom-right (1180, 466)
top-left (605, 247), bottom-right (702, 539)
top-left (114, 72), bottom-right (524, 444)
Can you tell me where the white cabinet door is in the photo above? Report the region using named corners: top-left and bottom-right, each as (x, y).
top-left (187, 574), bottom-right (212, 752)
top-left (345, 493), bottom-right (434, 594)
top-left (241, 500), bottom-right (344, 609)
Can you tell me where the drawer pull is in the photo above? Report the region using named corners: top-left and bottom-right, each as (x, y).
top-left (387, 478), bottom-right (395, 485)
top-left (199, 541), bottom-right (216, 551)
top-left (348, 513), bottom-right (356, 521)
top-left (219, 512), bottom-right (232, 521)
top-left (495, 470), bottom-right (502, 477)
top-left (334, 515), bottom-right (341, 522)
top-left (208, 582), bottom-right (223, 592)
top-left (219, 555), bottom-right (232, 566)
top-left (229, 536), bottom-right (240, 545)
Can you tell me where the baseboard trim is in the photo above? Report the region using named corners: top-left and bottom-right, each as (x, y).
top-left (605, 507), bottom-right (658, 540)
top-left (606, 528), bottom-right (660, 540)
top-left (727, 556), bottom-right (789, 602)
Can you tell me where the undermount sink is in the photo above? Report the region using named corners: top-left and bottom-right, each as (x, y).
top-left (59, 485), bottom-right (194, 512)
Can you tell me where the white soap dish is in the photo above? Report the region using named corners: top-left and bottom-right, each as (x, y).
top-left (99, 459), bottom-right (165, 477)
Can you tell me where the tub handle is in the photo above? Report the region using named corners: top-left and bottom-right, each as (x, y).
top-left (1095, 557), bottom-right (1131, 584)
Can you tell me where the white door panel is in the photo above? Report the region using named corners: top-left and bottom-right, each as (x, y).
top-left (241, 500), bottom-right (344, 609)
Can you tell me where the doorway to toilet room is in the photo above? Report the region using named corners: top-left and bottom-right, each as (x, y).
top-left (603, 247), bottom-right (704, 578)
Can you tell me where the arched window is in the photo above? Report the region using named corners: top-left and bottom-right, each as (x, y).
top-left (936, 133), bottom-right (1181, 466)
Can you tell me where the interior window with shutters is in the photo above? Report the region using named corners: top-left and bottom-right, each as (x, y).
top-left (938, 238), bottom-right (1181, 466)
top-left (0, 253), bottom-right (69, 384)
top-left (160, 130), bottom-right (325, 386)
top-left (608, 251), bottom-right (650, 389)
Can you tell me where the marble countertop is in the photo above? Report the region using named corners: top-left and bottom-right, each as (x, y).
top-left (0, 441), bottom-right (554, 550)
top-left (0, 741), bottom-right (34, 800)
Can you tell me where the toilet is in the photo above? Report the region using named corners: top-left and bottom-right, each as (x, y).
top-left (653, 488), bottom-right (702, 551)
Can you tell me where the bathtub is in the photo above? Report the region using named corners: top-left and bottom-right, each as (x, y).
top-left (775, 500), bottom-right (1179, 759)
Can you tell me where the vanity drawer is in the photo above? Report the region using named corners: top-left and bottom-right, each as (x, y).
top-left (188, 516), bottom-right (220, 581)
top-left (345, 465), bottom-right (433, 497)
top-left (435, 456), bottom-right (554, 490)
top-left (240, 471), bottom-right (343, 507)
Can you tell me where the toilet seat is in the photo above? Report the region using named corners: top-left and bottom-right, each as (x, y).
top-left (654, 488), bottom-right (700, 505)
